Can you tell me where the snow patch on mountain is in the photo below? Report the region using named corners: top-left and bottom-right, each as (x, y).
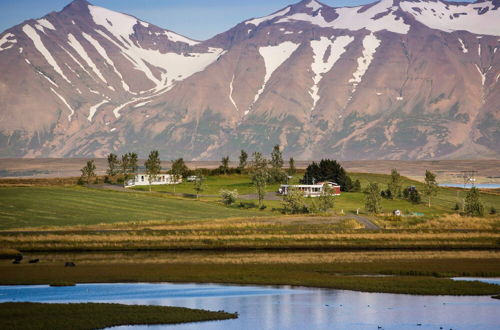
top-left (458, 38), bottom-right (468, 53)
top-left (475, 64), bottom-right (486, 86)
top-left (349, 34), bottom-right (381, 89)
top-left (310, 36), bottom-right (354, 111)
top-left (88, 5), bottom-right (140, 44)
top-left (0, 33), bottom-right (16, 51)
top-left (50, 87), bottom-right (74, 121)
top-left (246, 7), bottom-right (291, 26)
top-left (23, 25), bottom-right (71, 83)
top-left (229, 74), bottom-right (238, 112)
top-left (94, 29), bottom-right (222, 92)
top-left (133, 100), bottom-right (152, 108)
top-left (82, 32), bottom-right (130, 91)
top-left (247, 41), bottom-right (299, 115)
top-left (400, 1), bottom-right (500, 36)
top-left (306, 0), bottom-right (322, 11)
top-left (278, 0), bottom-right (410, 34)
top-left (68, 33), bottom-right (108, 84)
top-left (163, 31), bottom-right (199, 46)
top-left (88, 100), bottom-right (108, 121)
top-left (37, 19), bottom-right (55, 30)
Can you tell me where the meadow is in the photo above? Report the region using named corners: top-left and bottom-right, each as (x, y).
top-left (0, 302), bottom-right (236, 330)
top-left (0, 186), bottom-right (270, 229)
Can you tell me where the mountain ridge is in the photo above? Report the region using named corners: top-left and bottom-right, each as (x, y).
top-left (0, 0), bottom-right (498, 159)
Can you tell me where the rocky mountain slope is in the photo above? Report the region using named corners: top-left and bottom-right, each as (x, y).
top-left (0, 0), bottom-right (498, 159)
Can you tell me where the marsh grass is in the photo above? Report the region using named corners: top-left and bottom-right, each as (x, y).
top-left (1, 260), bottom-right (500, 295)
top-left (0, 302), bottom-right (236, 330)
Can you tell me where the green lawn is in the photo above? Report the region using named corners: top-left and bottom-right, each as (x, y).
top-left (0, 186), bottom-right (269, 229)
top-left (349, 172), bottom-right (500, 215)
top-left (131, 174), bottom-right (301, 195)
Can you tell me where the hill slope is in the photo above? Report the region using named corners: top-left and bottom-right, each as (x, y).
top-left (0, 0), bottom-right (498, 159)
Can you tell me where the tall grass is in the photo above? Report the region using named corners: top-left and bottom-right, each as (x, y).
top-left (0, 302), bottom-right (236, 330)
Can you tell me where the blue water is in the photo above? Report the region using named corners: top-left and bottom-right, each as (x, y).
top-left (1, 281), bottom-right (499, 330)
top-left (440, 183), bottom-right (500, 189)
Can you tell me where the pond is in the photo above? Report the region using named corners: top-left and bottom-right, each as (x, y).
top-left (1, 280), bottom-right (499, 330)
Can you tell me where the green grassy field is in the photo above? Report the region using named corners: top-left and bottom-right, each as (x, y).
top-left (131, 173), bottom-right (297, 195)
top-left (0, 302), bottom-right (236, 330)
top-left (0, 186), bottom-right (269, 229)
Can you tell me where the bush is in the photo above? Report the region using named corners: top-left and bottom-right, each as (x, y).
top-left (490, 207), bottom-right (497, 215)
top-left (220, 189), bottom-right (238, 206)
top-left (282, 188), bottom-right (309, 214)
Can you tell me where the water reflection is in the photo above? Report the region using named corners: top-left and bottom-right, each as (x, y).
top-left (0, 282), bottom-right (499, 330)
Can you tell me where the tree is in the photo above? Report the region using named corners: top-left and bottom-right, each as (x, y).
top-left (423, 170), bottom-right (439, 208)
top-left (119, 152), bottom-right (138, 183)
top-left (120, 153), bottom-right (130, 180)
top-left (387, 169), bottom-right (402, 200)
top-left (106, 153), bottom-right (119, 178)
top-left (238, 150), bottom-right (248, 171)
top-left (171, 158), bottom-right (189, 192)
top-left (144, 150), bottom-right (161, 192)
top-left (288, 157), bottom-right (296, 176)
top-left (270, 144), bottom-right (284, 169)
top-left (351, 179), bottom-right (362, 192)
top-left (403, 186), bottom-right (421, 204)
top-left (128, 152), bottom-right (138, 175)
top-left (282, 187), bottom-right (308, 214)
top-left (220, 189), bottom-right (238, 206)
top-left (311, 184), bottom-right (335, 213)
top-left (80, 160), bottom-right (96, 184)
top-left (364, 183), bottom-right (382, 214)
top-left (302, 159), bottom-right (352, 191)
top-left (193, 170), bottom-right (204, 199)
top-left (250, 152), bottom-right (269, 208)
top-left (464, 187), bottom-right (484, 216)
top-left (220, 156), bottom-right (230, 175)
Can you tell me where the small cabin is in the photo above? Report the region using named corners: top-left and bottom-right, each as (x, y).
top-left (125, 174), bottom-right (181, 187)
top-left (279, 182), bottom-right (341, 197)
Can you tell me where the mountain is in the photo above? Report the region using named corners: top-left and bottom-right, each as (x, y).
top-left (0, 0), bottom-right (498, 160)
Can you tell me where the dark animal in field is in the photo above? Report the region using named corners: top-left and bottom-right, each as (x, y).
top-left (65, 262), bottom-right (76, 267)
top-left (12, 260), bottom-right (20, 264)
top-left (28, 259), bottom-right (39, 264)
top-left (14, 255), bottom-right (23, 262)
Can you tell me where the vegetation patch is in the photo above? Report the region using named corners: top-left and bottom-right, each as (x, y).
top-left (0, 302), bottom-right (237, 330)
top-left (1, 259), bottom-right (500, 296)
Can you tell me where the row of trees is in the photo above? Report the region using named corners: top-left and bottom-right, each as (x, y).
top-left (365, 169), bottom-right (485, 216)
top-left (365, 169), bottom-right (440, 213)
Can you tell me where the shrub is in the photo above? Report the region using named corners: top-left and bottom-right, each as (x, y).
top-left (490, 207), bottom-right (497, 215)
top-left (282, 188), bottom-right (309, 214)
top-left (220, 189), bottom-right (238, 206)
top-left (464, 187), bottom-right (484, 217)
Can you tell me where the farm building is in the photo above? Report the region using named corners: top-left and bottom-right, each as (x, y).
top-left (279, 182), bottom-right (341, 197)
top-left (125, 174), bottom-right (181, 187)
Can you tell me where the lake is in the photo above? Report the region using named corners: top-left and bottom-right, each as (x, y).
top-left (1, 281), bottom-right (499, 330)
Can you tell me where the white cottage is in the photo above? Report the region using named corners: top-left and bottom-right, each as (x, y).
top-left (125, 174), bottom-right (182, 187)
top-left (279, 182), bottom-right (341, 197)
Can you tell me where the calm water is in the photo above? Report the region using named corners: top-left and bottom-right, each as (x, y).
top-left (440, 183), bottom-right (500, 189)
top-left (1, 281), bottom-right (499, 330)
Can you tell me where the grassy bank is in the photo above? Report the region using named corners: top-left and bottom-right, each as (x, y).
top-left (0, 186), bottom-right (270, 229)
top-left (1, 216), bottom-right (498, 251)
top-left (1, 256), bottom-right (500, 295)
top-left (0, 302), bottom-right (236, 330)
